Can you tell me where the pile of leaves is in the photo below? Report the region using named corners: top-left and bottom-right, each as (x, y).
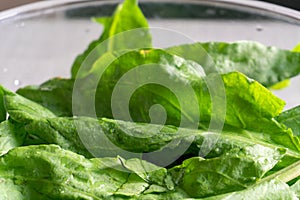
top-left (0, 0), bottom-right (300, 199)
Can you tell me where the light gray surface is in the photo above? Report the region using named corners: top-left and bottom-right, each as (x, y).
top-left (0, 18), bottom-right (102, 89)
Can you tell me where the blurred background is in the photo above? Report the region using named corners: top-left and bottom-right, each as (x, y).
top-left (0, 0), bottom-right (39, 11)
top-left (0, 0), bottom-right (300, 11)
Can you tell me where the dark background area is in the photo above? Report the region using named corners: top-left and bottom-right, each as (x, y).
top-left (258, 0), bottom-right (300, 11)
top-left (0, 0), bottom-right (299, 12)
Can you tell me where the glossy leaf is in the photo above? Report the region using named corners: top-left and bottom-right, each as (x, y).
top-left (17, 78), bottom-right (74, 117)
top-left (71, 0), bottom-right (151, 78)
top-left (0, 120), bottom-right (26, 156)
top-left (18, 117), bottom-right (300, 168)
top-left (5, 85), bottom-right (298, 161)
top-left (169, 146), bottom-right (285, 198)
top-left (202, 179), bottom-right (298, 200)
top-left (3, 93), bottom-right (56, 124)
top-left (94, 118), bottom-right (300, 167)
top-left (291, 180), bottom-right (300, 198)
top-left (0, 145), bottom-right (173, 200)
top-left (269, 43), bottom-right (300, 91)
top-left (294, 43), bottom-right (300, 52)
top-left (3, 86), bottom-right (299, 165)
top-left (18, 48), bottom-right (286, 134)
top-left (277, 106), bottom-right (300, 137)
top-left (2, 0), bottom-right (300, 198)
top-left (0, 145), bottom-right (296, 200)
top-left (138, 188), bottom-right (190, 199)
top-left (190, 126), bottom-right (300, 169)
top-left (270, 79), bottom-right (291, 90)
top-left (0, 86), bottom-right (5, 122)
top-left (78, 49), bottom-right (285, 133)
top-left (167, 41), bottom-right (300, 87)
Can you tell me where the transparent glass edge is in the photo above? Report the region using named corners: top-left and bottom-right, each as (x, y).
top-left (0, 0), bottom-right (300, 22)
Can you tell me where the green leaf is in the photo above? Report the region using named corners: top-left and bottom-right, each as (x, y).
top-left (3, 0), bottom-right (300, 198)
top-left (277, 106), bottom-right (300, 137)
top-left (202, 179), bottom-right (298, 200)
top-left (98, 118), bottom-right (195, 153)
top-left (3, 90), bottom-right (56, 124)
top-left (0, 145), bottom-right (173, 200)
top-left (269, 43), bottom-right (300, 90)
top-left (26, 117), bottom-right (300, 165)
top-left (138, 188), bottom-right (190, 199)
top-left (71, 0), bottom-right (151, 78)
top-left (11, 110), bottom-right (300, 171)
top-left (25, 117), bottom-right (94, 158)
top-left (18, 49), bottom-right (286, 134)
top-left (291, 180), bottom-right (300, 198)
top-left (96, 118), bottom-right (300, 167)
top-left (0, 145), bottom-right (294, 199)
top-left (263, 159), bottom-right (300, 185)
top-left (27, 117), bottom-right (300, 171)
top-left (269, 79), bottom-right (291, 90)
top-left (1, 85), bottom-right (58, 148)
top-left (76, 49), bottom-right (285, 133)
top-left (169, 146), bottom-right (285, 198)
top-left (8, 115), bottom-right (194, 159)
top-left (0, 87), bottom-right (298, 198)
top-left (74, 49), bottom-right (203, 125)
top-left (294, 43), bottom-right (300, 52)
top-left (4, 84), bottom-right (299, 164)
top-left (208, 160), bottom-right (300, 200)
top-left (17, 78), bottom-right (74, 117)
top-left (0, 120), bottom-right (26, 156)
top-left (219, 72), bottom-right (284, 132)
top-left (167, 41), bottom-right (300, 87)
top-left (117, 157), bottom-right (175, 190)
top-left (0, 86), bottom-right (6, 122)
top-left (190, 127), bottom-right (300, 169)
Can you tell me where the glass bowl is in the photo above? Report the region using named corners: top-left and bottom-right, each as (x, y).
top-left (0, 0), bottom-right (300, 109)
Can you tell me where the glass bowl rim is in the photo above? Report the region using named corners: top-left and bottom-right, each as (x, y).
top-left (0, 0), bottom-right (300, 22)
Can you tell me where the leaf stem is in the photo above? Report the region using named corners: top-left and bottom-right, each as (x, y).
top-left (262, 160), bottom-right (300, 183)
